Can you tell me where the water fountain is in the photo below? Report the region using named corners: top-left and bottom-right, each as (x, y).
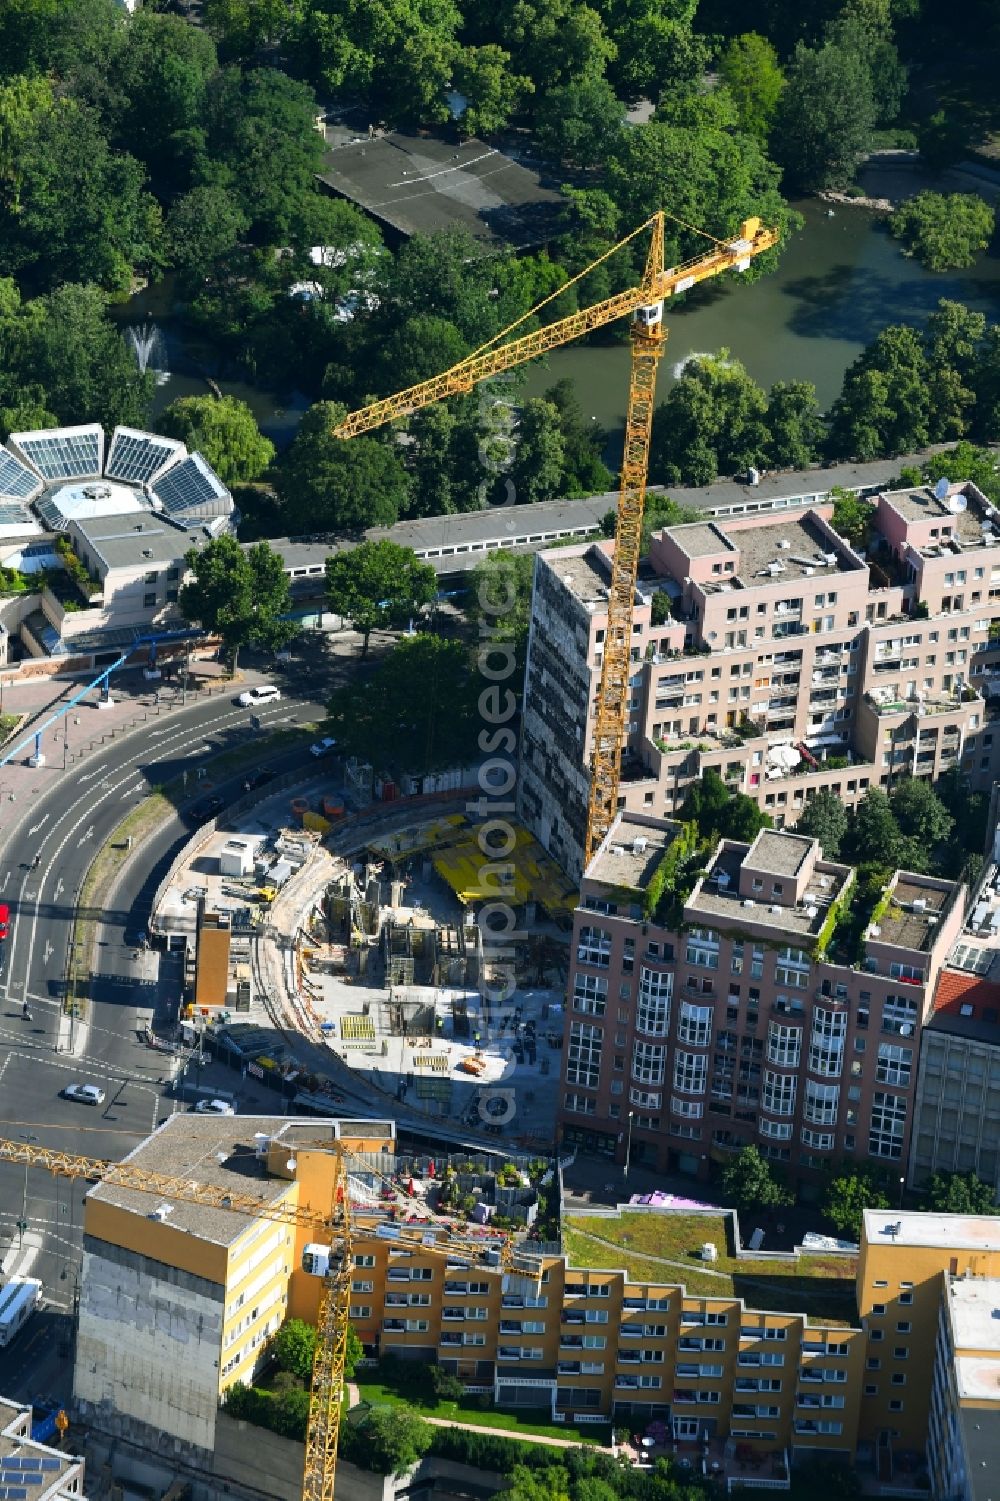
top-left (126, 322), bottom-right (170, 386)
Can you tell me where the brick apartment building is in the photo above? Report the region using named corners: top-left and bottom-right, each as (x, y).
top-left (558, 813), bottom-right (965, 1188)
top-left (520, 479), bottom-right (1000, 882)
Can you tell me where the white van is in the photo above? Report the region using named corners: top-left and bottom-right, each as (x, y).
top-left (237, 684), bottom-right (281, 708)
top-left (0, 1277), bottom-right (42, 1347)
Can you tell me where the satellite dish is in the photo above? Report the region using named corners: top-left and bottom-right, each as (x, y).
top-left (948, 493), bottom-right (968, 513)
top-left (933, 476), bottom-right (950, 502)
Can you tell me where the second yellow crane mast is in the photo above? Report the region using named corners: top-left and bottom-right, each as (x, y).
top-left (331, 211), bottom-right (778, 866)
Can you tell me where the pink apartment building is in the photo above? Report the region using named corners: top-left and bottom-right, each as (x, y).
top-left (519, 479), bottom-right (1000, 883)
top-left (559, 812), bottom-right (966, 1187)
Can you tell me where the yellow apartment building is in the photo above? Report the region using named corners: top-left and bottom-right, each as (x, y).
top-left (71, 1114), bottom-right (1000, 1496)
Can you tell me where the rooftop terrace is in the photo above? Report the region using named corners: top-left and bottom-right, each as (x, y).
top-left (548, 543), bottom-right (613, 610)
top-left (587, 813), bottom-right (681, 890)
top-left (687, 840), bottom-right (851, 941)
top-left (564, 1210), bottom-right (858, 1326)
top-left (874, 873), bottom-right (957, 953)
top-left (728, 512), bottom-right (858, 586)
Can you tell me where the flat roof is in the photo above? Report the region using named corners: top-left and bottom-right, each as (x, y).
top-left (746, 829), bottom-right (814, 878)
top-left (687, 840), bottom-right (850, 939)
top-left (728, 512), bottom-right (856, 585)
top-left (71, 514), bottom-right (190, 569)
top-left (544, 543), bottom-right (613, 609)
top-left (886, 487), bottom-right (954, 522)
top-left (317, 129), bottom-right (564, 248)
top-left (961, 1406), bottom-right (1000, 1498)
top-left (949, 1275), bottom-right (1000, 1357)
top-left (666, 521), bottom-right (733, 558)
top-left (0, 1408), bottom-right (82, 1501)
top-left (864, 1209), bottom-right (1000, 1253)
top-left (588, 814), bottom-right (681, 890)
top-left (876, 874), bottom-right (956, 953)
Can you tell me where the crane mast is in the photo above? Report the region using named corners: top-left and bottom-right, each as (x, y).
top-left (331, 212), bottom-right (779, 862)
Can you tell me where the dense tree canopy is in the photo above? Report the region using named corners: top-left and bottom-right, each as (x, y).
top-left (156, 395), bottom-right (275, 485)
top-left (324, 540), bottom-right (438, 654)
top-left (179, 535), bottom-right (297, 669)
top-left (274, 403), bottom-right (410, 534)
top-left (890, 191), bottom-right (996, 272)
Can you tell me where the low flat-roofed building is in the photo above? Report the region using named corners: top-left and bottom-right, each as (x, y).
top-left (0, 1397), bottom-right (87, 1499)
top-left (928, 1274), bottom-right (1000, 1501)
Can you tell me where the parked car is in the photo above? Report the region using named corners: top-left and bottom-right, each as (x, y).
top-left (190, 795), bottom-right (224, 821)
top-left (193, 1099), bottom-right (236, 1116)
top-left (237, 684), bottom-right (280, 708)
top-left (310, 736), bottom-right (337, 757)
top-left (243, 769), bottom-right (276, 791)
top-left (0, 903), bottom-right (7, 940)
top-left (62, 1083), bottom-right (106, 1106)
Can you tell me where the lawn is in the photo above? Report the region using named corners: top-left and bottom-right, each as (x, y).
top-left (564, 1213), bottom-right (858, 1327)
top-left (352, 1379), bottom-right (611, 1446)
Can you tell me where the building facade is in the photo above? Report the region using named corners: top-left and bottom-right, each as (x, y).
top-left (73, 1114), bottom-right (1000, 1496)
top-left (520, 480), bottom-right (1000, 882)
top-left (558, 814), bottom-right (965, 1188)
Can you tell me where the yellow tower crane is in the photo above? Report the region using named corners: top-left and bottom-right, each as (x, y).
top-left (333, 211), bottom-right (779, 864)
top-left (0, 1133), bottom-right (514, 1501)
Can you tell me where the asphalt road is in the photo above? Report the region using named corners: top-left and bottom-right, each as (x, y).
top-left (0, 653), bottom-right (332, 1406)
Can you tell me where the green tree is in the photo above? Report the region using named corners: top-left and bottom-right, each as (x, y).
top-left (179, 535), bottom-right (296, 671)
top-left (156, 395), bottom-right (275, 485)
top-left (343, 1402), bottom-right (432, 1474)
top-left (378, 314), bottom-right (468, 393)
top-left (270, 1317), bottom-right (316, 1381)
top-left (534, 77), bottom-right (625, 167)
top-left (166, 185), bottom-right (249, 282)
top-left (721, 793), bottom-right (771, 842)
top-left (298, 0), bottom-right (461, 124)
top-left (326, 633), bottom-right (479, 775)
top-left (650, 353), bottom-right (769, 485)
top-left (823, 1167), bottom-right (890, 1239)
top-left (324, 540), bottom-right (437, 655)
top-left (771, 37), bottom-right (877, 191)
top-left (0, 100), bottom-right (161, 293)
top-left (828, 325), bottom-right (931, 459)
top-left (511, 399), bottom-right (566, 505)
top-left (845, 788), bottom-right (902, 867)
top-left (275, 402), bottom-right (410, 533)
top-left (544, 380), bottom-right (613, 494)
top-left (765, 379), bottom-right (825, 470)
top-left (112, 11), bottom-right (220, 193)
top-left (0, 0), bottom-right (124, 81)
top-left (890, 777), bottom-right (954, 849)
top-left (830, 486), bottom-right (875, 548)
top-left (467, 550), bottom-right (536, 680)
top-left (718, 33), bottom-right (785, 140)
top-left (0, 387), bottom-right (57, 440)
top-left (204, 0), bottom-right (301, 57)
top-left (453, 45), bottom-right (532, 137)
top-left (720, 1145), bottom-right (793, 1212)
top-left (507, 1465), bottom-right (571, 1501)
top-left (344, 1324), bottom-right (364, 1378)
top-left (0, 281), bottom-right (153, 432)
top-left (797, 787), bottom-right (848, 858)
top-left (919, 1171), bottom-right (998, 1215)
top-left (890, 191), bottom-right (995, 272)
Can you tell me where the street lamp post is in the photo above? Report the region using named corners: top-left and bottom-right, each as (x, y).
top-left (898, 1175), bottom-right (906, 1209)
top-left (624, 1111), bottom-right (635, 1180)
top-left (19, 1133), bottom-right (38, 1245)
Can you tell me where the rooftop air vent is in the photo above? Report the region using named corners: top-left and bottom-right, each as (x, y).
top-left (716, 871), bottom-right (730, 889)
top-left (778, 539), bottom-right (792, 550)
top-left (633, 837), bottom-right (648, 855)
top-left (742, 898), bottom-right (755, 909)
top-left (148, 1204), bottom-right (173, 1222)
top-left (912, 898), bottom-right (927, 913)
top-left (770, 904), bottom-right (782, 915)
top-left (141, 548), bottom-right (153, 558)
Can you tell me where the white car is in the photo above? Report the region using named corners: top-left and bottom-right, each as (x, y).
top-left (237, 685), bottom-right (281, 708)
top-left (63, 1083), bottom-right (106, 1106)
top-left (193, 1099), bottom-right (236, 1116)
top-left (310, 737), bottom-right (337, 757)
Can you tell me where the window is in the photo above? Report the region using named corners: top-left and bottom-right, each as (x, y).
top-left (633, 1039), bottom-right (666, 1085)
top-left (143, 592), bottom-right (156, 608)
top-left (577, 926), bottom-right (612, 967)
top-left (637, 968), bottom-right (672, 1035)
top-left (869, 1091), bottom-right (907, 1159)
top-left (673, 1050), bottom-right (708, 1095)
top-left (762, 1070), bottom-right (797, 1116)
top-left (677, 1001), bottom-right (713, 1047)
top-left (567, 1022), bottom-right (603, 1089)
top-left (804, 1079), bottom-right (839, 1125)
top-left (809, 1008), bottom-right (847, 1076)
top-left (573, 973), bottom-right (607, 1016)
top-left (767, 1023), bottom-right (802, 1068)
top-left (877, 1043), bottom-right (912, 1085)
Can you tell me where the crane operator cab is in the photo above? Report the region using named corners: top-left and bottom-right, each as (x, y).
top-left (633, 302), bottom-right (663, 330)
top-left (302, 1243), bottom-right (350, 1278)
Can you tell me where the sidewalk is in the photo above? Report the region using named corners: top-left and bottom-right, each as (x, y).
top-left (0, 663), bottom-right (235, 848)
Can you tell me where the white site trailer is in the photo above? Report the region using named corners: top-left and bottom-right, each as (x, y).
top-left (0, 1277), bottom-right (42, 1346)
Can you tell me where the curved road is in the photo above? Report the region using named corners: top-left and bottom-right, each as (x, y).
top-left (0, 662), bottom-right (329, 1402)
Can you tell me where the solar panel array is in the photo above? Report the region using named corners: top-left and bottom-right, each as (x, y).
top-left (150, 452), bottom-right (231, 520)
top-left (105, 427), bottom-right (182, 486)
top-left (0, 501), bottom-right (34, 529)
top-left (0, 449), bottom-right (41, 501)
top-left (12, 427), bottom-right (102, 481)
